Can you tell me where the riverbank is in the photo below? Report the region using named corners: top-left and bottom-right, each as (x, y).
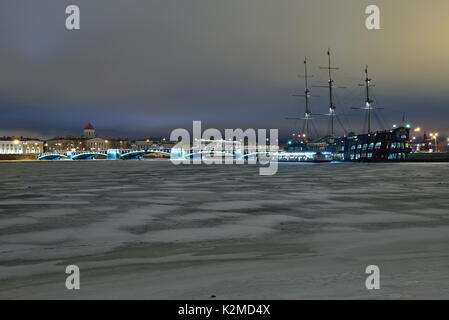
top-left (0, 154), bottom-right (37, 161)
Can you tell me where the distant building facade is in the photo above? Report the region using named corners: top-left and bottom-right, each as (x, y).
top-left (83, 123), bottom-right (96, 138)
top-left (46, 124), bottom-right (134, 152)
top-left (46, 137), bottom-right (88, 152)
top-left (0, 137), bottom-right (44, 155)
top-left (44, 123), bottom-right (170, 153)
top-left (134, 139), bottom-right (156, 150)
top-left (86, 138), bottom-right (129, 150)
top-left (134, 138), bottom-right (174, 150)
top-left (86, 138), bottom-right (107, 150)
top-left (46, 123), bottom-right (98, 152)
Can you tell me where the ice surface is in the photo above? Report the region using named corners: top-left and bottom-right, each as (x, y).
top-left (0, 161), bottom-right (448, 299)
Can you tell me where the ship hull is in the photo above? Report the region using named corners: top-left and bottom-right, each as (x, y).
top-left (285, 127), bottom-right (412, 163)
top-left (337, 127), bottom-right (412, 162)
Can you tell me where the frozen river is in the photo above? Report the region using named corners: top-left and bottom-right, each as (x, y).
top-left (0, 160), bottom-right (448, 299)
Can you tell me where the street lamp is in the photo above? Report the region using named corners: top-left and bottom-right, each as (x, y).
top-left (430, 133), bottom-right (439, 152)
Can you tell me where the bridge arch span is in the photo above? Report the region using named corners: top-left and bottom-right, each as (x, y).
top-left (37, 153), bottom-right (69, 160)
top-left (71, 152), bottom-right (108, 160)
top-left (119, 150), bottom-right (171, 160)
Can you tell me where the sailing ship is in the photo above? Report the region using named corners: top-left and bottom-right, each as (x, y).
top-left (285, 49), bottom-right (411, 162)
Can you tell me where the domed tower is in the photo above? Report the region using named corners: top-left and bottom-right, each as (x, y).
top-left (83, 123), bottom-right (96, 138)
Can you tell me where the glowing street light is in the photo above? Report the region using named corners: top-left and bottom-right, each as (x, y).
top-left (414, 127), bottom-right (421, 132)
top-left (430, 133), bottom-right (439, 152)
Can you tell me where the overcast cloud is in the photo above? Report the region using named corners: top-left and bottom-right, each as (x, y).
top-left (1, 0), bottom-right (448, 139)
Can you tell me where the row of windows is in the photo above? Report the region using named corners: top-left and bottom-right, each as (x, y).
top-left (350, 142), bottom-right (409, 152)
top-left (0, 143), bottom-right (42, 149)
top-left (0, 144), bottom-right (21, 150)
top-left (0, 145), bottom-right (40, 154)
top-left (350, 152), bottom-right (407, 160)
top-left (351, 142), bottom-right (381, 151)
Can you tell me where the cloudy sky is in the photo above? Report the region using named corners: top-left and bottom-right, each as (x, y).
top-left (1, 0), bottom-right (448, 139)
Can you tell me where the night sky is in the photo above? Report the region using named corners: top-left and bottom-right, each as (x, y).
top-left (1, 0), bottom-right (448, 140)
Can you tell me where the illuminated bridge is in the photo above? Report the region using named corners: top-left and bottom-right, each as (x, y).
top-left (37, 148), bottom-right (327, 162)
top-left (37, 149), bottom-right (172, 161)
top-left (37, 148), bottom-right (266, 161)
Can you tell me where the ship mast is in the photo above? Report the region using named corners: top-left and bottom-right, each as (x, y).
top-left (315, 49), bottom-right (344, 137)
top-left (326, 49), bottom-right (336, 136)
top-left (288, 57), bottom-right (316, 140)
top-left (365, 66), bottom-right (372, 133)
top-left (352, 65), bottom-right (383, 134)
top-left (303, 57), bottom-right (312, 137)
